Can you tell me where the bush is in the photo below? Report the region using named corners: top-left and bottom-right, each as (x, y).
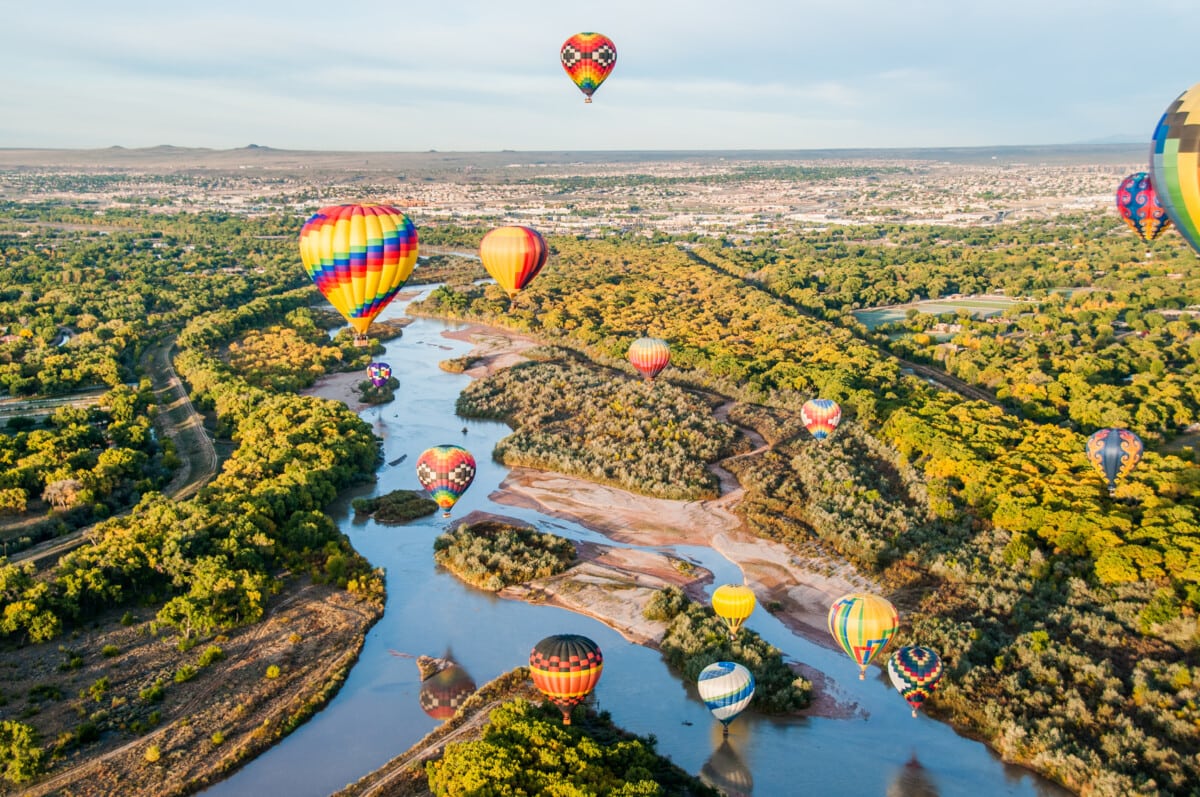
top-left (197, 645), bottom-right (225, 667)
top-left (433, 521), bottom-right (576, 591)
top-left (174, 665), bottom-right (197, 684)
top-left (265, 665), bottom-right (281, 679)
top-left (101, 644), bottom-right (120, 658)
top-left (143, 744), bottom-right (160, 764)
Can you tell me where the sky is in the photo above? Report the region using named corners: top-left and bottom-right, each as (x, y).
top-left (2, 0), bottom-right (1198, 152)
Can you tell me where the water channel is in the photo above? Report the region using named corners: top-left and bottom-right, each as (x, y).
top-left (205, 287), bottom-right (1070, 797)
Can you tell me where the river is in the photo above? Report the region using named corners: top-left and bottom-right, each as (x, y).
top-left (204, 287), bottom-right (1070, 797)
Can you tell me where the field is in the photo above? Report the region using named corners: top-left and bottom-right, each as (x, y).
top-left (853, 295), bottom-right (1022, 329)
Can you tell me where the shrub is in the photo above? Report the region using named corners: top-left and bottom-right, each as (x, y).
top-left (101, 644), bottom-right (120, 658)
top-left (174, 665), bottom-right (197, 684)
top-left (433, 521), bottom-right (576, 591)
top-left (197, 645), bottom-right (225, 667)
top-left (265, 665), bottom-right (281, 679)
top-left (143, 744), bottom-right (160, 763)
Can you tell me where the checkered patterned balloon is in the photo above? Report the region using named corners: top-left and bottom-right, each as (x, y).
top-left (887, 646), bottom-right (944, 717)
top-left (367, 362), bottom-right (392, 388)
top-left (561, 32), bottom-right (617, 103)
top-left (1116, 172), bottom-right (1171, 244)
top-left (529, 634), bottom-right (603, 725)
top-left (416, 445), bottom-right (477, 517)
top-left (419, 664), bottom-right (477, 721)
top-left (1151, 82), bottom-right (1200, 256)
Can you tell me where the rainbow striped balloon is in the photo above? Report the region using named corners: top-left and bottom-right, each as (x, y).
top-left (1116, 172), bottom-right (1171, 244)
top-left (416, 445), bottom-right (477, 517)
top-left (887, 646), bottom-right (944, 718)
top-left (367, 362), bottom-right (392, 387)
top-left (560, 32), bottom-right (617, 103)
top-left (828, 593), bottom-right (899, 679)
top-left (801, 398), bottom-right (842, 442)
top-left (479, 226), bottom-right (548, 297)
top-left (529, 634), bottom-right (604, 725)
top-left (1151, 83), bottom-right (1200, 257)
top-left (627, 337), bottom-right (671, 381)
top-left (697, 661), bottom-right (755, 730)
top-left (298, 204), bottom-right (418, 343)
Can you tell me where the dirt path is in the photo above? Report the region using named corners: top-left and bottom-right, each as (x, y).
top-left (707, 399), bottom-right (770, 507)
top-left (9, 338), bottom-right (219, 568)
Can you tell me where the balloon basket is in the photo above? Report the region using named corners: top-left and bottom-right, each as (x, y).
top-left (353, 334), bottom-right (370, 348)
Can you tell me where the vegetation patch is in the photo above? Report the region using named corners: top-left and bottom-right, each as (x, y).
top-left (456, 347), bottom-right (737, 500)
top-left (426, 698), bottom-right (717, 797)
top-left (433, 520), bottom-right (576, 591)
top-left (649, 587), bottom-right (811, 714)
top-left (352, 490), bottom-right (439, 523)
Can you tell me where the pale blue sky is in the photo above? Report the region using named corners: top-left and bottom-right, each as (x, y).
top-left (2, 0), bottom-right (1197, 151)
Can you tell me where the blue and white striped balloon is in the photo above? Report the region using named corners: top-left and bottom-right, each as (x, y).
top-left (697, 661), bottom-right (755, 727)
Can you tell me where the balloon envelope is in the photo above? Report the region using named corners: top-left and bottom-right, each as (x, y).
top-left (1116, 172), bottom-right (1171, 243)
top-left (416, 445), bottom-right (477, 517)
top-left (711, 584), bottom-right (756, 639)
top-left (367, 362), bottom-right (392, 388)
top-left (697, 661), bottom-right (755, 727)
top-left (298, 204), bottom-right (418, 340)
top-left (561, 32), bottom-right (617, 102)
top-left (1085, 428), bottom-right (1143, 493)
top-left (801, 398), bottom-right (841, 441)
top-left (479, 226), bottom-right (548, 297)
top-left (419, 664), bottom-right (477, 721)
top-left (529, 634), bottom-right (603, 725)
top-left (828, 593), bottom-right (899, 678)
top-left (1151, 82), bottom-right (1200, 256)
top-left (887, 646), bottom-right (944, 717)
top-left (628, 337), bottom-right (670, 381)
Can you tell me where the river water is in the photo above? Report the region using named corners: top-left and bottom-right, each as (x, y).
top-left (205, 288), bottom-right (1070, 797)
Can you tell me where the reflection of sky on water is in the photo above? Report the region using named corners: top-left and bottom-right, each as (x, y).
top-left (205, 288), bottom-right (1071, 797)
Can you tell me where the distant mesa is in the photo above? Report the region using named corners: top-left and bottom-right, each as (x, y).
top-left (244, 144), bottom-right (270, 150)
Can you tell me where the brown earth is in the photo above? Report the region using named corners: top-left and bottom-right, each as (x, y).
top-left (2, 579), bottom-right (381, 797)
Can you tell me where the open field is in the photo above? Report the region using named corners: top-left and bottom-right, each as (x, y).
top-left (853, 295), bottom-right (1023, 329)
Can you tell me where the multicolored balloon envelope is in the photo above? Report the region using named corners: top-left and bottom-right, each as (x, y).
top-left (828, 593), bottom-right (899, 679)
top-left (627, 337), bottom-right (670, 381)
top-left (529, 634), bottom-right (603, 725)
top-left (479, 226), bottom-right (548, 298)
top-left (1116, 172), bottom-right (1171, 244)
top-left (298, 204), bottom-right (418, 345)
top-left (801, 398), bottom-right (841, 442)
top-left (1085, 427), bottom-right (1143, 494)
top-left (416, 445), bottom-right (477, 517)
top-left (561, 32), bottom-right (617, 103)
top-left (1151, 82), bottom-right (1200, 257)
top-left (697, 661), bottom-right (755, 734)
top-left (367, 361), bottom-right (392, 388)
top-left (887, 646), bottom-right (944, 718)
top-left (711, 584), bottom-right (756, 640)
top-left (419, 664), bottom-right (477, 721)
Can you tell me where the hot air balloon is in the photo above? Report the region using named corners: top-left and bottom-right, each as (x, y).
top-left (887, 646), bottom-right (944, 718)
top-left (367, 362), bottom-right (392, 388)
top-left (299, 204), bottom-right (418, 346)
top-left (828, 593), bottom-right (899, 680)
top-left (1151, 82), bottom-right (1200, 256)
top-left (627, 337), bottom-right (670, 382)
top-left (697, 661), bottom-right (755, 736)
top-left (419, 663), bottom-right (477, 721)
top-left (711, 584), bottom-right (756, 640)
top-left (529, 634), bottom-right (603, 725)
top-left (416, 445), bottom-right (477, 517)
top-left (1085, 428), bottom-right (1143, 494)
top-left (1116, 172), bottom-right (1171, 244)
top-left (479, 226), bottom-right (548, 298)
top-left (801, 398), bottom-right (841, 442)
top-left (560, 33), bottom-right (617, 103)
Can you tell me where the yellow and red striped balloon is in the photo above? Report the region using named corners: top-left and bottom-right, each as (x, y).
top-left (529, 634), bottom-right (603, 725)
top-left (828, 593), bottom-right (899, 680)
top-left (801, 398), bottom-right (842, 442)
top-left (627, 337), bottom-right (670, 381)
top-left (299, 204), bottom-right (418, 343)
top-left (479, 226), bottom-right (548, 298)
top-left (560, 33), bottom-right (617, 103)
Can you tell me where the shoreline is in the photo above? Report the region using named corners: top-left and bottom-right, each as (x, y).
top-left (306, 322), bottom-right (876, 720)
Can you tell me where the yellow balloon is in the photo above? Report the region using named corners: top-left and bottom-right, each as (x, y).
top-left (712, 584), bottom-right (757, 639)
